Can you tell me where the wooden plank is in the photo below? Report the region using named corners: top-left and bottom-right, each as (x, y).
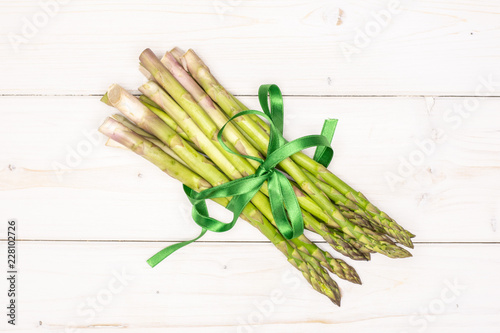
top-left (1, 96), bottom-right (499, 242)
top-left (1, 0), bottom-right (500, 96)
top-left (1, 241), bottom-right (498, 332)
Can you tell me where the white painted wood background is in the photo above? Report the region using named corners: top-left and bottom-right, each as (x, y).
top-left (1, 0), bottom-right (499, 332)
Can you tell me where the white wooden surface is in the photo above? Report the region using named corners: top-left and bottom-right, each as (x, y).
top-left (1, 0), bottom-right (500, 332)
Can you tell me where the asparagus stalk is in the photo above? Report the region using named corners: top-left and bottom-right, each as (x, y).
top-left (183, 49), bottom-right (412, 258)
top-left (100, 117), bottom-right (341, 304)
top-left (170, 47), bottom-right (185, 64)
top-left (139, 95), bottom-right (161, 109)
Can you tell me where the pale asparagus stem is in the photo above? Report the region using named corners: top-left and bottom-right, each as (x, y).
top-left (160, 51), bottom-right (264, 168)
top-left (106, 84), bottom-right (227, 187)
top-left (98, 118), bottom-right (210, 192)
top-left (110, 114), bottom-right (189, 167)
top-left (105, 91), bottom-right (195, 153)
top-left (140, 81), bottom-right (245, 180)
top-left (110, 114), bottom-right (154, 139)
top-left (140, 81), bottom-right (256, 180)
top-left (101, 119), bottom-right (340, 304)
top-left (170, 47), bottom-right (185, 64)
top-left (105, 138), bottom-right (126, 149)
top-left (139, 95), bottom-right (161, 109)
top-left (139, 100), bottom-right (189, 140)
top-left (183, 49), bottom-right (412, 259)
top-left (139, 63), bottom-right (154, 81)
top-left (105, 92), bottom-right (195, 152)
top-left (139, 100), bottom-right (204, 154)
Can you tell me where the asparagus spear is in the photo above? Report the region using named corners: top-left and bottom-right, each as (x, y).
top-left (183, 49), bottom-right (412, 258)
top-left (100, 117), bottom-right (341, 304)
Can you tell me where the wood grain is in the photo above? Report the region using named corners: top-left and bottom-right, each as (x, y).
top-left (2, 1), bottom-right (500, 331)
top-left (1, 241), bottom-right (498, 332)
top-left (1, 0), bottom-right (500, 95)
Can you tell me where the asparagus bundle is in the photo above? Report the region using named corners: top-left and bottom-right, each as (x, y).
top-left (98, 47), bottom-right (415, 305)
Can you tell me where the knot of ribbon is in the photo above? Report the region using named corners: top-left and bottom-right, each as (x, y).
top-left (147, 84), bottom-right (338, 267)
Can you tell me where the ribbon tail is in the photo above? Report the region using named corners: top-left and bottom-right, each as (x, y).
top-left (313, 118), bottom-right (338, 167)
top-left (147, 228), bottom-right (207, 268)
top-left (268, 172), bottom-right (304, 239)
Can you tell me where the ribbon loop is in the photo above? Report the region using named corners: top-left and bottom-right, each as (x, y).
top-left (148, 84), bottom-right (338, 267)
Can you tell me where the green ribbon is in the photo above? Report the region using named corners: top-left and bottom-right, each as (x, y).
top-left (147, 84), bottom-right (338, 268)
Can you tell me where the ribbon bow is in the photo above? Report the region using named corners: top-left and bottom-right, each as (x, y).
top-left (147, 84), bottom-right (338, 267)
